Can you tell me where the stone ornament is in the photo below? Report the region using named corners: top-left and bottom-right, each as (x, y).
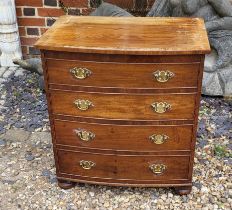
top-left (147, 0), bottom-right (232, 96)
top-left (91, 0), bottom-right (232, 96)
top-left (0, 0), bottom-right (22, 66)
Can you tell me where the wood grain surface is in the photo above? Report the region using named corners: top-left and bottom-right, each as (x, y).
top-left (47, 59), bottom-right (200, 89)
top-left (44, 51), bottom-right (202, 63)
top-left (50, 90), bottom-right (197, 120)
top-left (35, 16), bottom-right (211, 55)
top-left (36, 16), bottom-right (210, 192)
top-left (57, 149), bottom-right (190, 181)
top-left (54, 119), bottom-right (193, 151)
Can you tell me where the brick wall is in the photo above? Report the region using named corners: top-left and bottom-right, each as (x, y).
top-left (15, 0), bottom-right (155, 58)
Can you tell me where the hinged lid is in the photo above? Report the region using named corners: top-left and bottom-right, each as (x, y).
top-left (35, 16), bottom-right (210, 55)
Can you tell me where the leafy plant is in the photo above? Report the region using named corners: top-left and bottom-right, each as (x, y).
top-left (199, 105), bottom-right (210, 117)
top-left (214, 145), bottom-right (232, 158)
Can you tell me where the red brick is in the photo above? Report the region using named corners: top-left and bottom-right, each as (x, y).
top-left (27, 27), bottom-right (40, 36)
top-left (23, 8), bottom-right (36, 16)
top-left (40, 27), bottom-right (48, 35)
top-left (61, 0), bottom-right (88, 8)
top-left (82, 8), bottom-right (94, 15)
top-left (105, 0), bottom-right (134, 9)
top-left (38, 8), bottom-right (65, 17)
top-left (44, 0), bottom-right (57, 7)
top-left (16, 7), bottom-right (22, 16)
top-left (19, 27), bottom-right (26, 36)
top-left (20, 37), bottom-right (39, 45)
top-left (21, 45), bottom-right (28, 55)
top-left (18, 17), bottom-right (45, 26)
top-left (15, 0), bottom-right (43, 7)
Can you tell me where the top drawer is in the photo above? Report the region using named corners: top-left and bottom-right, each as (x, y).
top-left (46, 59), bottom-right (200, 89)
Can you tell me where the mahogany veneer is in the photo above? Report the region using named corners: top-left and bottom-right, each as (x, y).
top-left (35, 16), bottom-right (210, 195)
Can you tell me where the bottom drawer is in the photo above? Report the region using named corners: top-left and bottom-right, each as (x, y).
top-left (57, 150), bottom-right (190, 181)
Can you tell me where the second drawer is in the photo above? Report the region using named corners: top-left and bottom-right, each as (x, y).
top-left (50, 90), bottom-right (196, 120)
top-left (54, 120), bottom-right (193, 151)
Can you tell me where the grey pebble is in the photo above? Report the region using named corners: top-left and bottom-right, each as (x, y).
top-left (49, 177), bottom-right (57, 184)
top-left (25, 153), bottom-right (35, 161)
top-left (42, 169), bottom-right (51, 177)
top-left (0, 139), bottom-right (6, 146)
top-left (2, 179), bottom-right (16, 185)
top-left (2, 70), bottom-right (13, 79)
top-left (181, 196), bottom-right (189, 203)
top-left (193, 182), bottom-right (202, 190)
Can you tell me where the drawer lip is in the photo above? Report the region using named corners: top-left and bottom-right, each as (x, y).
top-left (54, 118), bottom-right (194, 126)
top-left (49, 88), bottom-right (198, 95)
top-left (53, 114), bottom-right (194, 125)
top-left (56, 144), bottom-right (192, 155)
top-left (49, 84), bottom-right (198, 94)
top-left (56, 144), bottom-right (192, 154)
top-left (57, 176), bottom-right (192, 187)
top-left (46, 57), bottom-right (201, 65)
top-left (54, 113), bottom-right (195, 122)
top-left (44, 51), bottom-right (202, 63)
top-left (57, 172), bottom-right (190, 182)
top-left (57, 148), bottom-right (191, 157)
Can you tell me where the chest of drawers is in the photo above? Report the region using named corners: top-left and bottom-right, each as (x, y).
top-left (35, 16), bottom-right (210, 195)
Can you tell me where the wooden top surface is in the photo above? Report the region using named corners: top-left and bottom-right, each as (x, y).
top-left (35, 16), bottom-right (210, 55)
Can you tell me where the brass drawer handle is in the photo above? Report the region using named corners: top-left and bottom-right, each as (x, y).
top-left (70, 67), bottom-right (92, 80)
top-left (149, 164), bottom-right (167, 175)
top-left (153, 70), bottom-right (175, 83)
top-left (75, 129), bottom-right (95, 142)
top-left (74, 99), bottom-right (93, 111)
top-left (151, 102), bottom-right (171, 114)
top-left (149, 134), bottom-right (169, 145)
top-left (80, 160), bottom-right (96, 170)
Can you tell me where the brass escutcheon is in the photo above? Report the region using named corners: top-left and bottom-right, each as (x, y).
top-left (75, 129), bottom-right (95, 142)
top-left (80, 160), bottom-right (96, 170)
top-left (74, 99), bottom-right (93, 111)
top-left (149, 164), bottom-right (167, 175)
top-left (151, 102), bottom-right (171, 114)
top-left (153, 70), bottom-right (175, 83)
top-left (70, 67), bottom-right (92, 80)
top-left (149, 134), bottom-right (169, 145)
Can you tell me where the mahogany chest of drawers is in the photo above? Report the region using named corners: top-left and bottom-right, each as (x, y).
top-left (35, 16), bottom-right (210, 195)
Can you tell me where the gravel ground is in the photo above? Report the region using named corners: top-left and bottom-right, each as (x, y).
top-left (0, 67), bottom-right (231, 210)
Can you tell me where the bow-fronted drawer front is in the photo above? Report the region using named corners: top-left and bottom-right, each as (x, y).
top-left (54, 119), bottom-right (193, 151)
top-left (57, 149), bottom-right (190, 182)
top-left (46, 59), bottom-right (200, 90)
top-left (49, 90), bottom-right (196, 120)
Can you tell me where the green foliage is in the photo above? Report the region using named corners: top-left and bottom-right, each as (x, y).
top-left (199, 105), bottom-right (211, 117)
top-left (13, 90), bottom-right (21, 98)
top-left (214, 145), bottom-right (232, 158)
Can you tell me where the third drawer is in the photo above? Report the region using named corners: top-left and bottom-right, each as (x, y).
top-left (54, 119), bottom-right (193, 151)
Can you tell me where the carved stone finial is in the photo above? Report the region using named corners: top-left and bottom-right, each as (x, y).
top-left (0, 0), bottom-right (22, 66)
